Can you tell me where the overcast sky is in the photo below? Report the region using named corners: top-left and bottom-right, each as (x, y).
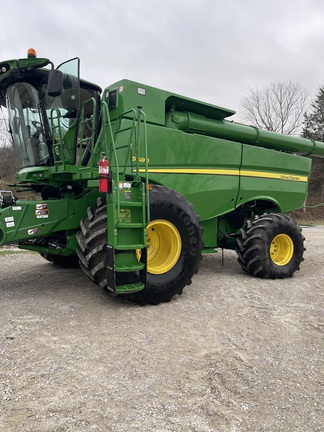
top-left (2, 0), bottom-right (324, 117)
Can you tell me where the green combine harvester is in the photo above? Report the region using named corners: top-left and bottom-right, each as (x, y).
top-left (0, 49), bottom-right (323, 304)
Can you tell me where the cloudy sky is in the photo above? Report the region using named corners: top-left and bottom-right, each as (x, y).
top-left (2, 0), bottom-right (324, 116)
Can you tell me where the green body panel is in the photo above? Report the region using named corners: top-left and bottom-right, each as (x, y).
top-left (104, 79), bottom-right (235, 126)
top-left (108, 117), bottom-right (310, 247)
top-left (104, 79), bottom-right (324, 157)
top-left (142, 124), bottom-right (310, 215)
top-left (0, 56), bottom-right (323, 256)
top-left (239, 145), bottom-right (310, 211)
top-left (136, 124), bottom-right (242, 218)
top-left (0, 190), bottom-right (99, 250)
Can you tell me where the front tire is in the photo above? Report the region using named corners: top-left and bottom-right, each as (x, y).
top-left (76, 188), bottom-right (203, 305)
top-left (76, 199), bottom-right (107, 286)
top-left (236, 213), bottom-right (305, 279)
top-left (126, 185), bottom-right (203, 304)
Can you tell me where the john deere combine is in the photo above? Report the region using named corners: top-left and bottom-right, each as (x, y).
top-left (0, 50), bottom-right (323, 304)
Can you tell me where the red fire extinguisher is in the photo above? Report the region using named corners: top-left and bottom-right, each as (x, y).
top-left (99, 153), bottom-right (109, 193)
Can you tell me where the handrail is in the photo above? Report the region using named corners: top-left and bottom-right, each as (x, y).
top-left (117, 108), bottom-right (137, 178)
top-left (78, 97), bottom-right (97, 165)
top-left (136, 108), bottom-right (150, 223)
top-left (100, 102), bottom-right (150, 225)
top-left (50, 108), bottom-right (65, 167)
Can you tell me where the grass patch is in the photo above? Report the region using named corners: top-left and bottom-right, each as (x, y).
top-left (0, 247), bottom-right (37, 255)
top-left (0, 249), bottom-right (27, 255)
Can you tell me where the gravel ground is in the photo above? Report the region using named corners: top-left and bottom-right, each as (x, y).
top-left (0, 226), bottom-right (323, 432)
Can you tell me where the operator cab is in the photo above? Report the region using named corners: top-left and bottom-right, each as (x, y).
top-left (0, 51), bottom-right (102, 171)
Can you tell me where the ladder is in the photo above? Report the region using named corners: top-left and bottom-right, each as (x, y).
top-left (101, 103), bottom-right (149, 294)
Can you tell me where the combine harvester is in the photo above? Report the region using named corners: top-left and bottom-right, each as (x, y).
top-left (0, 49), bottom-right (323, 304)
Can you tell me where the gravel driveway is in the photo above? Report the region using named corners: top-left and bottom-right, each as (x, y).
top-left (0, 226), bottom-right (323, 432)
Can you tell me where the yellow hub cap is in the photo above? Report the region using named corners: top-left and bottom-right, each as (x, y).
top-left (145, 219), bottom-right (182, 274)
top-left (270, 234), bottom-right (294, 266)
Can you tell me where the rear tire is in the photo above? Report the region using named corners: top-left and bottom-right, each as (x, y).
top-left (236, 213), bottom-right (305, 278)
top-left (39, 253), bottom-right (79, 268)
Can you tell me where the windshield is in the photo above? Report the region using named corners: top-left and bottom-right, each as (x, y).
top-left (4, 58), bottom-right (96, 169)
top-left (7, 82), bottom-right (50, 167)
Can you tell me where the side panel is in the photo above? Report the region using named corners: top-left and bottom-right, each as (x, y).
top-left (239, 146), bottom-right (311, 212)
top-left (143, 124), bottom-right (242, 221)
top-left (0, 191), bottom-right (99, 246)
top-left (109, 118), bottom-right (312, 248)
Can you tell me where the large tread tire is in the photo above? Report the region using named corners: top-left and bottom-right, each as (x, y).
top-left (76, 198), bottom-right (108, 287)
top-left (76, 199), bottom-right (137, 289)
top-left (126, 185), bottom-right (203, 305)
top-left (236, 213), bottom-right (305, 279)
top-left (39, 253), bottom-right (80, 268)
top-left (76, 188), bottom-right (203, 305)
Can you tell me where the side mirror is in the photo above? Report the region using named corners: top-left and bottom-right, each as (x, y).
top-left (47, 69), bottom-right (63, 97)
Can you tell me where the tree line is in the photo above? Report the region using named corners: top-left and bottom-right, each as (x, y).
top-left (240, 82), bottom-right (324, 221)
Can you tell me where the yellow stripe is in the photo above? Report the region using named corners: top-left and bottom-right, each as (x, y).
top-left (138, 168), bottom-right (308, 182)
top-left (240, 170), bottom-right (308, 182)
top-left (142, 168), bottom-right (238, 175)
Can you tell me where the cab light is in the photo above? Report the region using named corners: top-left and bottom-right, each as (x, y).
top-left (0, 63), bottom-right (9, 75)
top-left (27, 48), bottom-right (37, 58)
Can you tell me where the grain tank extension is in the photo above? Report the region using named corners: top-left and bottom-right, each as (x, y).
top-left (0, 50), bottom-right (323, 305)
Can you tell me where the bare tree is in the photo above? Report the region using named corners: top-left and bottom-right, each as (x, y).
top-left (239, 82), bottom-right (309, 135)
top-left (0, 106), bottom-right (12, 148)
top-left (0, 107), bottom-right (18, 183)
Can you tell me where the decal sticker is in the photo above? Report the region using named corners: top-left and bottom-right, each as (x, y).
top-left (132, 156), bottom-right (150, 163)
top-left (36, 203), bottom-right (48, 210)
top-left (28, 228), bottom-right (39, 236)
top-left (124, 190), bottom-right (132, 199)
top-left (12, 206), bottom-right (22, 211)
top-left (119, 182), bottom-right (131, 193)
top-left (36, 203), bottom-right (49, 218)
top-left (120, 208), bottom-right (131, 223)
top-left (36, 210), bottom-right (49, 218)
top-left (5, 216), bottom-right (15, 228)
top-left (137, 87), bottom-right (146, 96)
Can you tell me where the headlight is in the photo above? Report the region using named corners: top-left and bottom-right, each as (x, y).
top-left (0, 63), bottom-right (10, 75)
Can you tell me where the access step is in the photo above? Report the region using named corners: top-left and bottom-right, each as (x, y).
top-left (115, 244), bottom-right (145, 250)
top-left (119, 200), bottom-right (143, 207)
top-left (117, 223), bottom-right (144, 229)
top-left (115, 282), bottom-right (145, 294)
top-left (115, 261), bottom-right (145, 272)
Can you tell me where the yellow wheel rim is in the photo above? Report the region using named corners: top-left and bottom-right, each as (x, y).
top-left (143, 219), bottom-right (182, 274)
top-left (270, 234), bottom-right (294, 266)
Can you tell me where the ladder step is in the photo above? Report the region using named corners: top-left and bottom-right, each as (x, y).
top-left (117, 223), bottom-right (144, 229)
top-left (115, 282), bottom-right (145, 294)
top-left (115, 126), bottom-right (133, 134)
top-left (115, 244), bottom-right (145, 250)
top-left (115, 262), bottom-right (145, 272)
top-left (114, 144), bottom-right (129, 149)
top-left (119, 201), bottom-right (143, 207)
